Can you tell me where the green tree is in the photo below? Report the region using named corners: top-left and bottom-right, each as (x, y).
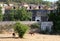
top-left (14, 7), bottom-right (32, 21)
top-left (3, 8), bottom-right (32, 21)
top-left (3, 9), bottom-right (15, 21)
top-left (14, 22), bottom-right (29, 38)
top-left (0, 7), bottom-right (3, 21)
top-left (48, 0), bottom-right (60, 32)
top-left (8, 9), bottom-right (15, 21)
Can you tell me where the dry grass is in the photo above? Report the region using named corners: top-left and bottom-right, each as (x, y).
top-left (0, 33), bottom-right (60, 41)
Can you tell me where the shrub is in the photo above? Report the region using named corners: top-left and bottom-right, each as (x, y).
top-left (31, 23), bottom-right (40, 29)
top-left (14, 22), bottom-right (29, 38)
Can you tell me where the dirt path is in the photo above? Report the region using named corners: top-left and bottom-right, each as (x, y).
top-left (0, 33), bottom-right (60, 41)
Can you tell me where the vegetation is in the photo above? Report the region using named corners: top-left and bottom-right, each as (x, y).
top-left (0, 0), bottom-right (52, 6)
top-left (29, 23), bottom-right (40, 33)
top-left (14, 22), bottom-right (29, 38)
top-left (3, 0), bottom-right (43, 4)
top-left (3, 7), bottom-right (32, 21)
top-left (6, 9), bottom-right (15, 21)
top-left (0, 0), bottom-right (52, 21)
top-left (42, 1), bottom-right (52, 7)
top-left (48, 0), bottom-right (60, 33)
top-left (0, 7), bottom-right (3, 21)
top-left (14, 7), bottom-right (32, 21)
top-left (31, 23), bottom-right (40, 29)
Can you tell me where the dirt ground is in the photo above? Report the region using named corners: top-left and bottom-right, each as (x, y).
top-left (0, 33), bottom-right (60, 41)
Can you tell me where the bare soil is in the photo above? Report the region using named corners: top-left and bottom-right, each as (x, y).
top-left (0, 33), bottom-right (60, 41)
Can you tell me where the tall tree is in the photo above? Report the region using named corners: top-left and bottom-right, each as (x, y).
top-left (48, 0), bottom-right (60, 32)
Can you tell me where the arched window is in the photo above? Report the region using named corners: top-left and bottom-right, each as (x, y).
top-left (30, 6), bottom-right (32, 9)
top-left (13, 6), bottom-right (15, 9)
top-left (39, 6), bottom-right (41, 9)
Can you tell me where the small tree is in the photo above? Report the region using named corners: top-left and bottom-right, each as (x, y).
top-left (14, 22), bottom-right (29, 38)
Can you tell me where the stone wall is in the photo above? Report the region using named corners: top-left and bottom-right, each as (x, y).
top-left (0, 21), bottom-right (38, 34)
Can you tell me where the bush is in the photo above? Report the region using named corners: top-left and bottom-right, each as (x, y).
top-left (31, 23), bottom-right (40, 29)
top-left (14, 22), bottom-right (29, 38)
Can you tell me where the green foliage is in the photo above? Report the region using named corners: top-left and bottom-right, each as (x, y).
top-left (3, 13), bottom-right (8, 21)
top-left (0, 7), bottom-right (2, 13)
top-left (9, 9), bottom-right (15, 21)
top-left (14, 22), bottom-right (29, 38)
top-left (48, 0), bottom-right (60, 32)
top-left (14, 7), bottom-right (32, 21)
top-left (0, 0), bottom-right (52, 6)
top-left (0, 14), bottom-right (3, 21)
top-left (3, 9), bottom-right (15, 21)
top-left (3, 7), bottom-right (32, 21)
top-left (11, 0), bottom-right (42, 4)
top-left (0, 7), bottom-right (3, 21)
top-left (31, 23), bottom-right (40, 29)
top-left (42, 1), bottom-right (52, 7)
top-left (27, 0), bottom-right (42, 4)
top-left (1, 0), bottom-right (43, 5)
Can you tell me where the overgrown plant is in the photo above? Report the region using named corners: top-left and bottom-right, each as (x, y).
top-left (14, 22), bottom-right (29, 38)
top-left (31, 23), bottom-right (40, 29)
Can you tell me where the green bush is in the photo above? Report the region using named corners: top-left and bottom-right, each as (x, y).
top-left (31, 23), bottom-right (40, 29)
top-left (14, 22), bottom-right (29, 38)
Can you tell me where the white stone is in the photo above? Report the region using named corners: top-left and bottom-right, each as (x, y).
top-left (35, 16), bottom-right (41, 21)
top-left (41, 22), bottom-right (53, 32)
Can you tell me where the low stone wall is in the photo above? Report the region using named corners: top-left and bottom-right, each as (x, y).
top-left (0, 21), bottom-right (38, 25)
top-left (0, 21), bottom-right (38, 34)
